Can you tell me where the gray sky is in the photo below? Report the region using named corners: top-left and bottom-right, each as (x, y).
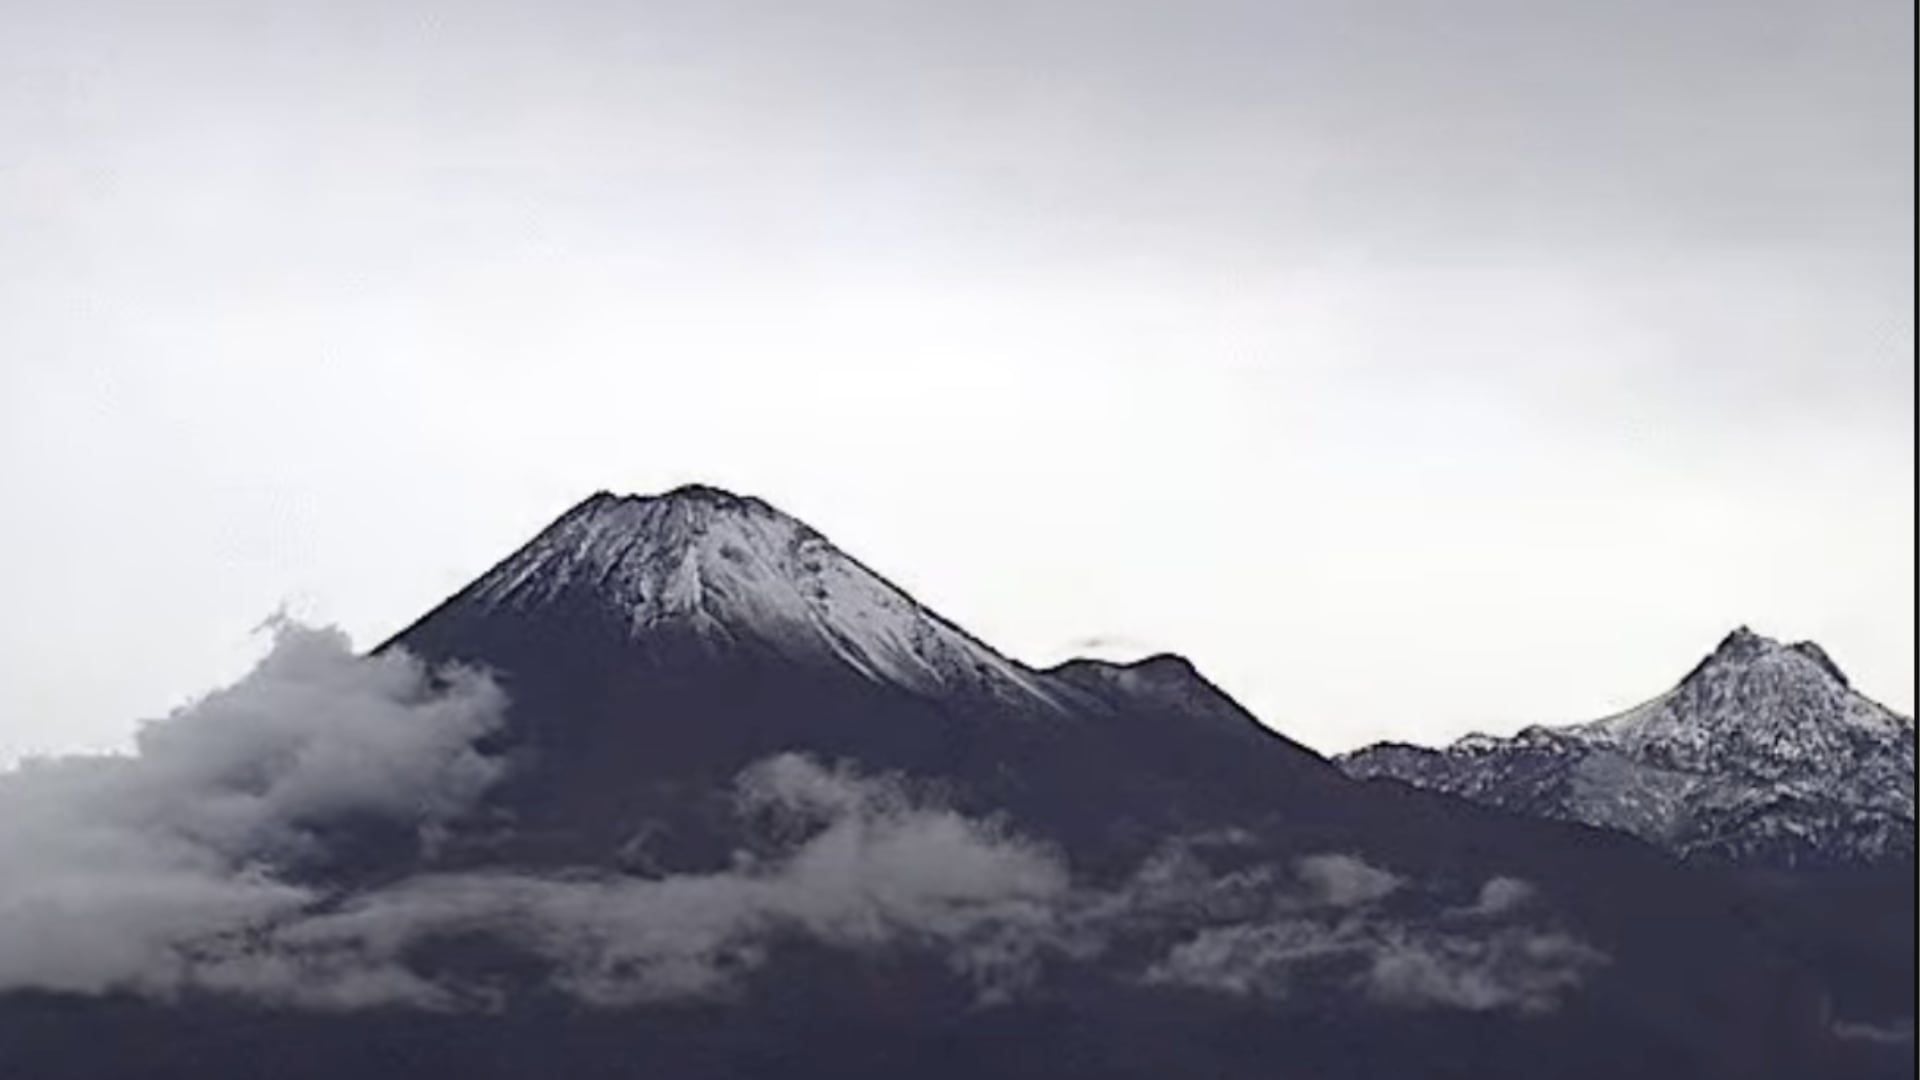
top-left (2, 0), bottom-right (1911, 760)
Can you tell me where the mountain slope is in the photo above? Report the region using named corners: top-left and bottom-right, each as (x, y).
top-left (1340, 628), bottom-right (1916, 869)
top-left (454, 486), bottom-right (1080, 714)
top-left (383, 485), bottom-right (1338, 863)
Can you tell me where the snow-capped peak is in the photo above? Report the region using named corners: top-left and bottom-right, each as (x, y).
top-left (1340, 628), bottom-right (1915, 868)
top-left (1571, 627), bottom-right (1910, 771)
top-left (464, 486), bottom-right (1077, 713)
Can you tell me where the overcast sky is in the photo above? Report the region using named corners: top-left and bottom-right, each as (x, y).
top-left (1, 0), bottom-right (1911, 760)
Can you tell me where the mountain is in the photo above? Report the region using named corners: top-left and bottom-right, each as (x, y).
top-left (5, 488), bottom-right (1913, 1080)
top-left (382, 485), bottom-right (1344, 866)
top-left (446, 486), bottom-right (1081, 712)
top-left (1340, 627), bottom-right (1917, 870)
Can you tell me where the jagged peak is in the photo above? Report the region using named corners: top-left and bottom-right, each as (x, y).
top-left (1567, 626), bottom-right (1910, 761)
top-left (1338, 628), bottom-right (1913, 869)
top-left (1711, 624), bottom-right (1771, 660)
top-left (1674, 625), bottom-right (1853, 688)
top-left (1695, 625), bottom-right (1815, 671)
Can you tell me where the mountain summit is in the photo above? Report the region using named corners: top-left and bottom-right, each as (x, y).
top-left (1341, 628), bottom-right (1916, 868)
top-left (452, 486), bottom-right (1073, 712)
top-left (1566, 627), bottom-right (1909, 777)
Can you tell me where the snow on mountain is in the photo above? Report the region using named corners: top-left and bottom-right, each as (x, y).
top-left (1340, 628), bottom-right (1916, 869)
top-left (459, 485), bottom-right (1080, 714)
top-left (383, 484), bottom-right (1334, 862)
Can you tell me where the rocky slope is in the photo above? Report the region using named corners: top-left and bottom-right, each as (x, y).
top-left (1341, 628), bottom-right (1916, 869)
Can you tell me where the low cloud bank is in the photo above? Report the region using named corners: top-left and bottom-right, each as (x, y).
top-left (0, 634), bottom-right (1064, 1008)
top-left (0, 621), bottom-right (506, 999)
top-left (1134, 844), bottom-right (1605, 1014)
top-left (215, 755), bottom-right (1070, 1008)
top-left (0, 621), bottom-right (1604, 1015)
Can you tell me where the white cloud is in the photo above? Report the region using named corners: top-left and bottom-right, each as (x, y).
top-left (237, 756), bottom-right (1071, 1008)
top-left (1137, 851), bottom-right (1605, 1014)
top-left (1830, 1017), bottom-right (1914, 1045)
top-left (1145, 919), bottom-right (1352, 998)
top-left (1362, 926), bottom-right (1606, 1013)
top-left (0, 654), bottom-right (1069, 1009)
top-left (1454, 876), bottom-right (1537, 918)
top-left (0, 621), bottom-right (506, 997)
top-left (1293, 853), bottom-right (1403, 907)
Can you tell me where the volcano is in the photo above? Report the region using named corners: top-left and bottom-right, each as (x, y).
top-left (381, 485), bottom-right (1344, 868)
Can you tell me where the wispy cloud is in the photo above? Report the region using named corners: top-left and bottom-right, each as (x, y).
top-left (1136, 848), bottom-right (1605, 1013)
top-left (1830, 1017), bottom-right (1915, 1046)
top-left (214, 755), bottom-right (1070, 1009)
top-left (0, 637), bottom-right (1066, 1007)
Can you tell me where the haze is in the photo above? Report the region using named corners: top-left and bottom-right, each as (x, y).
top-left (1, 0), bottom-right (1911, 761)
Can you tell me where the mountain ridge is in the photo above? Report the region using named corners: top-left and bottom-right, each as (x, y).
top-left (1341, 627), bottom-right (1915, 869)
top-left (6, 484), bottom-right (1912, 1079)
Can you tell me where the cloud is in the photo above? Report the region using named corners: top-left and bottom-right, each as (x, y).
top-left (1453, 876), bottom-right (1537, 918)
top-left (1084, 832), bottom-right (1279, 927)
top-left (1830, 1018), bottom-right (1915, 1045)
top-left (1293, 853), bottom-right (1403, 907)
top-left (1145, 919), bottom-right (1352, 998)
top-left (1136, 850), bottom-right (1605, 1014)
top-left (0, 648), bottom-right (1068, 1010)
top-left (1363, 926), bottom-right (1606, 1013)
top-left (223, 756), bottom-right (1070, 1008)
top-left (0, 621), bottom-right (507, 997)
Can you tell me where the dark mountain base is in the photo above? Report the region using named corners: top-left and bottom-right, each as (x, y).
top-left (8, 984), bottom-right (1910, 1080)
